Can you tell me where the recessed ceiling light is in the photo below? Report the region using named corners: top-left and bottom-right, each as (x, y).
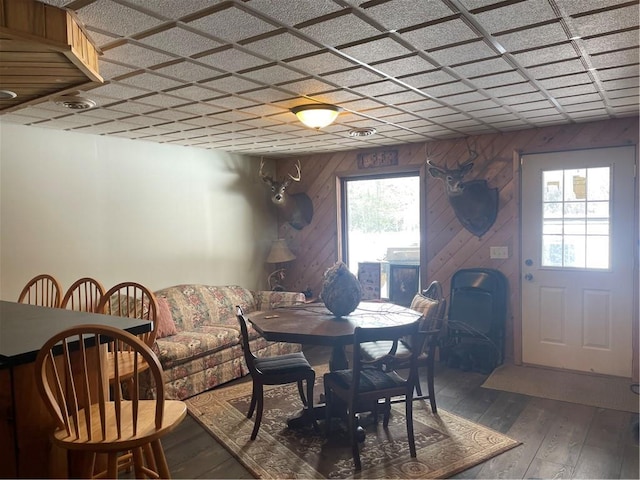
top-left (54, 95), bottom-right (96, 110)
top-left (0, 90), bottom-right (17, 99)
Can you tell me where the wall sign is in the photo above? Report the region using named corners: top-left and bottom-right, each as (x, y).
top-left (357, 150), bottom-right (398, 169)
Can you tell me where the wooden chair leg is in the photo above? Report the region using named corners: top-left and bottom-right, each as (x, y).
top-left (349, 408), bottom-right (361, 471)
top-left (324, 382), bottom-right (332, 435)
top-left (426, 363), bottom-right (437, 413)
top-left (405, 394), bottom-right (417, 458)
top-left (306, 375), bottom-right (319, 432)
top-left (415, 372), bottom-right (424, 397)
top-left (251, 384), bottom-right (264, 440)
top-left (107, 452), bottom-right (119, 479)
top-left (248, 382), bottom-right (258, 418)
top-left (143, 443), bottom-right (157, 474)
top-left (383, 397), bottom-right (391, 428)
top-left (132, 447), bottom-right (145, 478)
top-left (151, 439), bottom-right (171, 479)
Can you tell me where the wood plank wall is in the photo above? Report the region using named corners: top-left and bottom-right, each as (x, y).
top-left (273, 117), bottom-right (639, 373)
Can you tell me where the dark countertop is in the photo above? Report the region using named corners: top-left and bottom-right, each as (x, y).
top-left (0, 300), bottom-right (151, 366)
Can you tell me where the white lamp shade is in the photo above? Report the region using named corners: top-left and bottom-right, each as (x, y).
top-left (291, 104), bottom-right (342, 129)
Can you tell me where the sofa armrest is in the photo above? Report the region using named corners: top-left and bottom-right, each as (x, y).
top-left (252, 290), bottom-right (306, 310)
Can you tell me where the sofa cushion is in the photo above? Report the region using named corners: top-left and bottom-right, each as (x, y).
top-left (153, 284), bottom-right (257, 332)
top-left (156, 296), bottom-right (178, 338)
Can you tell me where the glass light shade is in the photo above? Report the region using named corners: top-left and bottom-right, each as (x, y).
top-left (291, 104), bottom-right (342, 129)
top-left (266, 239), bottom-right (296, 264)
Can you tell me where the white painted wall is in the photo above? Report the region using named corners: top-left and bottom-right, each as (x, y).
top-left (0, 123), bottom-right (277, 301)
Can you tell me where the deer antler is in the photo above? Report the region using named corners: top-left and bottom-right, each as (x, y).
top-left (258, 158), bottom-right (275, 184)
top-left (287, 160), bottom-right (302, 182)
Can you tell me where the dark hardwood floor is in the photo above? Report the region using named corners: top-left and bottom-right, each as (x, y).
top-left (161, 346), bottom-right (639, 479)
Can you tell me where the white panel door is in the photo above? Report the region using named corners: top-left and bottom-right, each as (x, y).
top-left (521, 146), bottom-right (636, 377)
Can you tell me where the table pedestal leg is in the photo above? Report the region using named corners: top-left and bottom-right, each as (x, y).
top-left (329, 346), bottom-right (348, 371)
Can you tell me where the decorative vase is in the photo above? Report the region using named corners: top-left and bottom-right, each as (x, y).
top-left (321, 261), bottom-right (362, 317)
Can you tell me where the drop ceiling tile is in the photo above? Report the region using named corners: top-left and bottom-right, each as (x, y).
top-left (124, 0), bottom-right (216, 19)
top-left (320, 67), bottom-right (384, 86)
top-left (137, 27), bottom-right (221, 57)
top-left (206, 95), bottom-right (259, 110)
top-left (146, 109), bottom-right (197, 121)
top-left (75, 0), bottom-right (164, 37)
top-left (241, 87), bottom-right (293, 103)
top-left (200, 75), bottom-right (263, 94)
top-left (471, 0), bottom-right (556, 34)
top-left (509, 99), bottom-right (556, 111)
top-left (607, 87), bottom-right (640, 98)
top-left (423, 81), bottom-right (474, 98)
top-left (175, 103), bottom-right (226, 116)
top-left (597, 65), bottom-right (640, 81)
top-left (167, 85), bottom-right (219, 101)
top-left (610, 96), bottom-right (639, 107)
top-left (549, 83), bottom-right (599, 97)
top-left (400, 70), bottom-right (457, 89)
top-left (339, 98), bottom-right (386, 111)
top-left (240, 65), bottom-right (306, 84)
top-left (564, 101), bottom-right (607, 112)
top-left (450, 57), bottom-right (514, 78)
top-left (527, 59), bottom-right (586, 79)
top-left (583, 30), bottom-right (640, 55)
top-left (196, 47), bottom-right (268, 72)
top-left (402, 19), bottom-right (480, 51)
top-left (245, 0), bottom-right (343, 26)
top-left (276, 78), bottom-right (337, 96)
top-left (86, 29), bottom-right (121, 49)
top-left (371, 54), bottom-right (438, 78)
top-left (87, 83), bottom-right (149, 101)
top-left (512, 44), bottom-right (579, 67)
top-left (538, 72), bottom-right (593, 89)
top-left (519, 108), bottom-right (566, 118)
top-left (152, 61), bottom-right (223, 82)
top-left (298, 13), bottom-right (382, 47)
top-left (101, 101), bottom-right (159, 115)
top-left (375, 90), bottom-right (428, 105)
top-left (134, 93), bottom-right (190, 108)
top-left (208, 110), bottom-right (259, 122)
top-left (363, 0), bottom-right (455, 31)
top-left (556, 93), bottom-right (603, 105)
top-left (442, 91), bottom-right (488, 105)
top-left (117, 73), bottom-right (185, 91)
top-left (455, 99), bottom-right (502, 112)
top-left (351, 80), bottom-right (407, 97)
top-left (284, 51), bottom-right (357, 75)
top-left (187, 6), bottom-right (277, 43)
top-left (242, 32), bottom-right (318, 60)
top-left (179, 116), bottom-right (228, 128)
top-left (469, 71), bottom-right (526, 89)
top-left (428, 41), bottom-right (497, 66)
top-left (495, 23), bottom-right (569, 52)
top-left (486, 82), bottom-right (537, 97)
top-left (339, 37), bottom-right (413, 64)
top-left (102, 43), bottom-right (177, 69)
top-left (98, 60), bottom-right (138, 81)
top-left (590, 48), bottom-right (639, 70)
top-left (571, 5), bottom-right (639, 38)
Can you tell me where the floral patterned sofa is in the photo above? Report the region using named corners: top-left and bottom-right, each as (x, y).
top-left (151, 284), bottom-right (305, 400)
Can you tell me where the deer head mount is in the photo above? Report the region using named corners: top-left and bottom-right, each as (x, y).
top-left (427, 143), bottom-right (498, 237)
top-left (259, 159), bottom-right (314, 230)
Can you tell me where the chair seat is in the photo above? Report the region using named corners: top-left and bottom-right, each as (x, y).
top-left (53, 401), bottom-right (186, 450)
top-left (255, 351), bottom-right (313, 374)
top-left (327, 368), bottom-right (407, 392)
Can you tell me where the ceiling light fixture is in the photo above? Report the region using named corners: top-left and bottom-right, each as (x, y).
top-left (291, 103), bottom-right (343, 129)
top-left (54, 95), bottom-right (96, 110)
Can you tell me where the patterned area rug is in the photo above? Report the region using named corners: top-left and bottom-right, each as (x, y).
top-left (185, 367), bottom-right (520, 479)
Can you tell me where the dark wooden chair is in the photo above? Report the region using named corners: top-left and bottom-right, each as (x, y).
top-left (360, 280), bottom-right (446, 413)
top-left (324, 318), bottom-right (422, 471)
top-left (34, 324), bottom-right (187, 479)
top-left (236, 306), bottom-right (317, 440)
top-left (17, 273), bottom-right (62, 308)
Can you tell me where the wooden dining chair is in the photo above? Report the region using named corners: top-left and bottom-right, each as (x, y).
top-left (17, 273), bottom-right (62, 308)
top-left (34, 324), bottom-right (187, 479)
top-left (60, 277), bottom-right (105, 312)
top-left (236, 306), bottom-right (318, 440)
top-left (324, 319), bottom-right (422, 471)
top-left (360, 280), bottom-right (446, 413)
top-left (97, 282), bottom-right (159, 391)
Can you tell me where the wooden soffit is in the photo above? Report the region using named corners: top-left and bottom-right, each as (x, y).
top-left (0, 0), bottom-right (103, 113)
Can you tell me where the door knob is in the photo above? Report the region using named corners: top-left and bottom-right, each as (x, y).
top-left (524, 273), bottom-right (533, 281)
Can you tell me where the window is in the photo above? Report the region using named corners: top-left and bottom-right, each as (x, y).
top-left (541, 167), bottom-right (611, 269)
top-left (341, 174), bottom-right (421, 300)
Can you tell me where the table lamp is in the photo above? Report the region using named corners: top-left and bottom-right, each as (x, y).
top-left (266, 239), bottom-right (296, 291)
